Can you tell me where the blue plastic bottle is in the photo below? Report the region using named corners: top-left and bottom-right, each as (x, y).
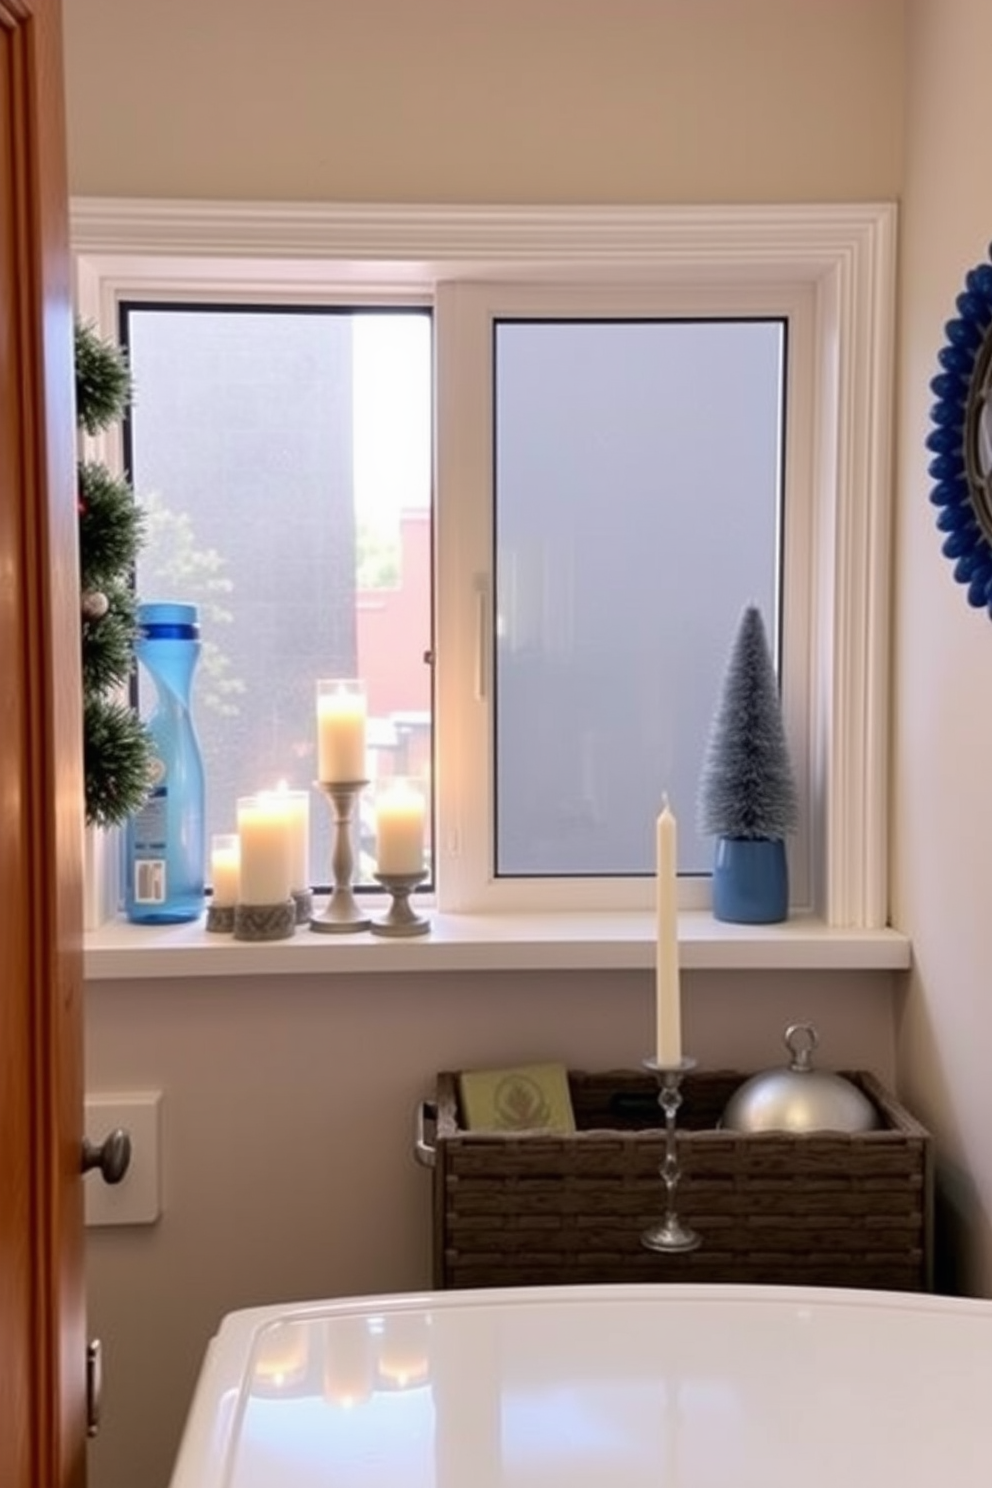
top-left (125, 602), bottom-right (206, 924)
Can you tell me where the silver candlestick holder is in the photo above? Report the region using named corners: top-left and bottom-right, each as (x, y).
top-left (310, 780), bottom-right (371, 934)
top-left (370, 870), bottom-right (430, 937)
top-left (640, 1055), bottom-right (701, 1254)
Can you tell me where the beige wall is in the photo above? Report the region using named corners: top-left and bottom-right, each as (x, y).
top-left (893, 0), bottom-right (992, 1296)
top-left (63, 0), bottom-right (904, 204)
top-left (67, 3), bottom-right (911, 1487)
top-left (85, 968), bottom-right (897, 1488)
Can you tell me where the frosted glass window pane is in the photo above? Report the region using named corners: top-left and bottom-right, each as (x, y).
top-left (122, 306), bottom-right (433, 890)
top-left (494, 318), bottom-right (784, 877)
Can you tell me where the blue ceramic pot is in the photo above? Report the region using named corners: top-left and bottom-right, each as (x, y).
top-left (712, 836), bottom-right (789, 924)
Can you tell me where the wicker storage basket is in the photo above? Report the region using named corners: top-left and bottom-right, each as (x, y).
top-left (418, 1068), bottom-right (933, 1293)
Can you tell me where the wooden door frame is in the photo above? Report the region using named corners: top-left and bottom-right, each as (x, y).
top-left (0, 1), bottom-right (86, 1485)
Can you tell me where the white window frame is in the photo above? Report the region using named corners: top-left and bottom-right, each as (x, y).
top-left (436, 279), bottom-right (814, 916)
top-left (72, 197), bottom-right (896, 932)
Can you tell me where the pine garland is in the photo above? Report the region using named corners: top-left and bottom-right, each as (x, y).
top-left (84, 695), bottom-right (155, 830)
top-left (75, 320), bottom-right (153, 828)
top-left (75, 320), bottom-right (133, 436)
top-left (78, 461), bottom-right (145, 589)
top-left (81, 582), bottom-right (140, 694)
top-left (697, 604), bottom-right (799, 840)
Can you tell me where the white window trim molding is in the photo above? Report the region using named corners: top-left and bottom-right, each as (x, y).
top-left (71, 196), bottom-right (897, 932)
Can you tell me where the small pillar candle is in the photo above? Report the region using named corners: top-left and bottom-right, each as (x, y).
top-left (274, 781), bottom-right (310, 892)
top-left (210, 833), bottom-right (240, 908)
top-left (237, 794), bottom-right (292, 906)
top-left (655, 798), bottom-right (682, 1065)
top-left (375, 777), bottom-right (426, 876)
top-left (316, 679), bottom-right (367, 783)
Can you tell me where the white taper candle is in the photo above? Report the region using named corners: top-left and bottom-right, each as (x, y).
top-left (655, 797), bottom-right (682, 1065)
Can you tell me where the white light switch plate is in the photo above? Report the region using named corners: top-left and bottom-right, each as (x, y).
top-left (84, 1091), bottom-right (162, 1227)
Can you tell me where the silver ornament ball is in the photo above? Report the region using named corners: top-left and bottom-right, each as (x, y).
top-left (81, 590), bottom-right (110, 621)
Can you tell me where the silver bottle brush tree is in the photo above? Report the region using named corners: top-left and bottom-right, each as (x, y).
top-left (696, 604), bottom-right (798, 923)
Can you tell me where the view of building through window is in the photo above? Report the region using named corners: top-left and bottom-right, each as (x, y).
top-left (121, 305), bottom-right (433, 889)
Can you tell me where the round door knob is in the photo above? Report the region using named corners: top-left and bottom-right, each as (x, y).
top-left (81, 1128), bottom-right (132, 1185)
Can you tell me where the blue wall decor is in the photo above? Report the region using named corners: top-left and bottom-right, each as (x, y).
top-left (927, 248), bottom-right (992, 614)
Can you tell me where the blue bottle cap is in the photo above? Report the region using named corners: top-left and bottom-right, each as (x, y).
top-left (138, 602), bottom-right (199, 628)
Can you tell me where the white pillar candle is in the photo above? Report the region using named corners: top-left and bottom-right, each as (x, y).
top-left (274, 781), bottom-right (310, 892)
top-left (237, 795), bottom-right (293, 906)
top-left (210, 833), bottom-right (240, 908)
top-left (375, 777), bottom-right (426, 876)
top-left (316, 679), bottom-right (367, 783)
top-left (655, 798), bottom-right (682, 1065)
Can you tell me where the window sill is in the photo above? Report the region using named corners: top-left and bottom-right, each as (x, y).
top-left (82, 909), bottom-right (912, 981)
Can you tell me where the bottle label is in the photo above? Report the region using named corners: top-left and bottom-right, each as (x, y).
top-left (133, 858), bottom-right (167, 905)
top-left (131, 780), bottom-right (168, 904)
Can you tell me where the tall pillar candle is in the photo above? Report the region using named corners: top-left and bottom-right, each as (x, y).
top-left (237, 795), bottom-right (293, 906)
top-left (655, 798), bottom-right (682, 1065)
top-left (375, 777), bottom-right (426, 876)
top-left (316, 679), bottom-right (367, 783)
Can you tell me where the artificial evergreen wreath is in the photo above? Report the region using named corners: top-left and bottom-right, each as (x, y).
top-left (75, 320), bottom-right (153, 827)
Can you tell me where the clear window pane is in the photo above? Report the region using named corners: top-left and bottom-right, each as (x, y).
top-left (121, 306), bottom-right (433, 889)
top-left (493, 318), bottom-right (784, 877)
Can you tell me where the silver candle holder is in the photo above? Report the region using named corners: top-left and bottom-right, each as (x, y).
top-left (233, 899), bottom-right (296, 942)
top-left (205, 902), bottom-right (236, 934)
top-left (310, 780), bottom-right (371, 934)
top-left (640, 1055), bottom-right (701, 1254)
top-left (292, 888), bottom-right (314, 926)
top-left (371, 870), bottom-right (430, 937)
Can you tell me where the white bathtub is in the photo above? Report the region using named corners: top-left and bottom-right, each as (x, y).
top-left (169, 1283), bottom-right (992, 1486)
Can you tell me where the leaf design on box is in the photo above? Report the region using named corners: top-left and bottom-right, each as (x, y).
top-left (493, 1075), bottom-right (552, 1131)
